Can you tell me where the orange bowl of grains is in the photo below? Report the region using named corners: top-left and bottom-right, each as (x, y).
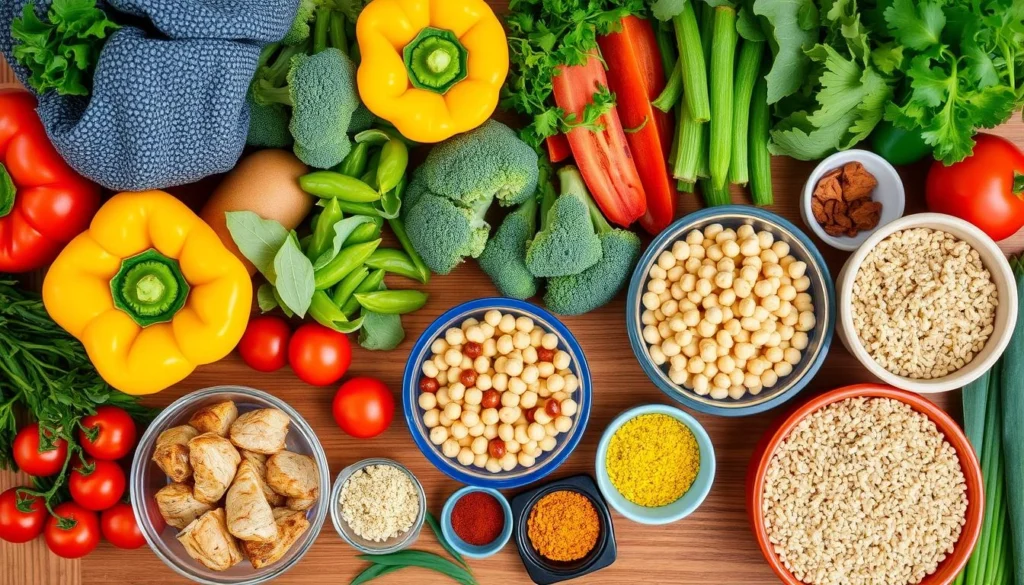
top-left (746, 384), bottom-right (984, 585)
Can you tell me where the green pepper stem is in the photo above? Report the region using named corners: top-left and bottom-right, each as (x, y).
top-left (0, 162), bottom-right (16, 218)
top-left (403, 27), bottom-right (468, 94)
top-left (110, 249), bottom-right (190, 327)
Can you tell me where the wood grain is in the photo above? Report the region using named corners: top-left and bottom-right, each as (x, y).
top-left (2, 29), bottom-right (1024, 585)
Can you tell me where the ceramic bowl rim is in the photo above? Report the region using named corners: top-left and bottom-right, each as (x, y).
top-left (440, 486), bottom-right (514, 559)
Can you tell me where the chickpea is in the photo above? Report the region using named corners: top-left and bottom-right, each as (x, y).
top-left (436, 388), bottom-right (451, 408)
top-left (501, 392), bottom-right (521, 408)
top-left (709, 386), bottom-right (729, 400)
top-left (473, 453), bottom-right (488, 468)
top-left (793, 275), bottom-right (811, 292)
top-left (669, 368), bottom-right (689, 385)
top-left (797, 311), bottom-right (816, 331)
top-left (418, 390), bottom-right (438, 410)
top-left (553, 351), bottom-right (571, 370)
top-left (485, 458), bottom-right (503, 473)
top-left (512, 331), bottom-right (531, 350)
top-left (761, 370), bottom-right (779, 388)
top-left (423, 409), bottom-right (440, 428)
top-left (498, 313), bottom-right (516, 333)
top-left (518, 453), bottom-right (536, 468)
top-left (650, 265), bottom-right (667, 280)
top-left (484, 310), bottom-right (502, 327)
top-left (648, 278), bottom-right (667, 294)
top-left (461, 410), bottom-right (480, 428)
top-left (498, 423), bottom-right (515, 442)
top-left (498, 406), bottom-right (521, 424)
top-left (522, 346), bottom-right (539, 364)
top-left (481, 407), bottom-right (499, 425)
top-left (491, 373), bottom-right (509, 392)
top-left (457, 448), bottom-right (475, 466)
top-left (431, 338), bottom-right (449, 355)
top-left (442, 438), bottom-right (460, 458)
top-left (774, 361), bottom-right (794, 377)
top-left (445, 327), bottom-right (465, 347)
top-left (483, 424), bottom-right (497, 439)
top-left (792, 332), bottom-right (809, 350)
top-left (534, 408), bottom-right (552, 425)
top-left (429, 426), bottom-right (448, 446)
top-left (554, 415), bottom-right (572, 433)
top-left (443, 402), bottom-right (462, 421)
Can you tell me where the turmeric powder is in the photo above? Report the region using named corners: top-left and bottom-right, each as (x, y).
top-left (605, 413), bottom-right (700, 507)
top-left (526, 490), bottom-right (600, 562)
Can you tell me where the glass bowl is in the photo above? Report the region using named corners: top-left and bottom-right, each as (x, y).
top-left (329, 458), bottom-right (425, 554)
top-left (626, 206), bottom-right (836, 417)
top-left (403, 298), bottom-right (593, 489)
top-left (129, 386), bottom-right (330, 585)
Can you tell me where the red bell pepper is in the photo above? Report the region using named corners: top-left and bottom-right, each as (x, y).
top-left (552, 52), bottom-right (646, 228)
top-left (598, 15), bottom-right (676, 235)
top-left (546, 133), bottom-right (572, 164)
top-left (0, 91), bottom-right (100, 273)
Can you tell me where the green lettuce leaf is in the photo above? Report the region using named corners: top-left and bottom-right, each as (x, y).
top-left (753, 0), bottom-right (819, 104)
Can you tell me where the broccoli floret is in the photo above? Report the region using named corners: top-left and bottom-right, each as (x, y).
top-left (544, 180), bottom-right (641, 315)
top-left (479, 195), bottom-right (540, 300)
top-left (405, 192), bottom-right (490, 275)
top-left (246, 89), bottom-right (292, 148)
top-left (525, 166), bottom-right (602, 278)
top-left (349, 104), bottom-right (375, 133)
top-left (420, 120), bottom-right (539, 207)
top-left (403, 121), bottom-right (539, 274)
top-left (282, 0), bottom-right (316, 45)
top-left (253, 48), bottom-right (359, 168)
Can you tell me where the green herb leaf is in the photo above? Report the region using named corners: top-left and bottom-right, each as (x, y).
top-left (0, 164), bottom-right (16, 217)
top-left (272, 234), bottom-right (315, 317)
top-left (257, 284), bottom-right (279, 312)
top-left (313, 216), bottom-right (375, 270)
top-left (869, 42), bottom-right (904, 75)
top-left (753, 0), bottom-right (818, 104)
top-left (883, 0), bottom-right (945, 51)
top-left (225, 211), bottom-right (289, 279)
top-left (736, 6), bottom-right (767, 42)
top-left (651, 0), bottom-right (686, 22)
top-left (358, 311), bottom-right (405, 350)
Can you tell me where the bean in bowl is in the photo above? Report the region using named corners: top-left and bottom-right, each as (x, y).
top-left (417, 309), bottom-right (580, 474)
top-left (640, 223), bottom-right (816, 400)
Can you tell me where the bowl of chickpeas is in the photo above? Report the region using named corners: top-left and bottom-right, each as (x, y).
top-left (626, 206), bottom-right (836, 417)
top-left (403, 298), bottom-right (592, 489)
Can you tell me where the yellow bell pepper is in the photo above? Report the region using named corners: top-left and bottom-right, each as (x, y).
top-left (42, 191), bottom-right (252, 395)
top-left (356, 0), bottom-right (508, 143)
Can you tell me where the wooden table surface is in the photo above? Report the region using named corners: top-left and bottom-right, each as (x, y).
top-left (3, 21), bottom-right (1024, 585)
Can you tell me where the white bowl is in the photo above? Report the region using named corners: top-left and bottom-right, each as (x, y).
top-left (801, 150), bottom-right (905, 252)
top-left (836, 213), bottom-right (1017, 393)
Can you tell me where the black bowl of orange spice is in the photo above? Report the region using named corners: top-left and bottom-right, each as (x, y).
top-left (511, 474), bottom-right (617, 584)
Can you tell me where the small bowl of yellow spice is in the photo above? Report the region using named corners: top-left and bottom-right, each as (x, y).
top-left (595, 404), bottom-right (715, 525)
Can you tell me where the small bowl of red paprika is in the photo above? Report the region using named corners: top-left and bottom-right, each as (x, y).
top-left (441, 486), bottom-right (513, 559)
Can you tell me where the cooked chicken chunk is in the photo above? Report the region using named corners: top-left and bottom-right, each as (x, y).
top-left (189, 433), bottom-right (241, 504)
top-left (286, 496), bottom-right (316, 511)
top-left (229, 409), bottom-right (290, 454)
top-left (188, 401), bottom-right (238, 437)
top-left (177, 508), bottom-right (243, 572)
top-left (155, 483), bottom-right (213, 529)
top-left (240, 450), bottom-right (285, 507)
top-left (226, 461), bottom-right (277, 543)
top-left (242, 508), bottom-right (310, 569)
top-left (152, 425), bottom-right (199, 482)
top-left (266, 451), bottom-right (319, 499)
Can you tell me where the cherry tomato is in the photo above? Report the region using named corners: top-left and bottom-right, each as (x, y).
top-left (79, 406), bottom-right (137, 461)
top-left (69, 458), bottom-right (126, 511)
top-left (0, 487), bottom-right (46, 543)
top-left (238, 316), bottom-right (291, 373)
top-left (488, 438), bottom-right (506, 459)
top-left (289, 323), bottom-right (352, 386)
top-left (100, 502), bottom-right (146, 549)
top-left (45, 502), bottom-right (100, 559)
top-left (926, 133), bottom-right (1024, 241)
top-left (13, 424), bottom-right (68, 477)
top-left (332, 377), bottom-right (394, 439)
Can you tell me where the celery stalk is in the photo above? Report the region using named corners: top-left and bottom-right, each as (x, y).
top-left (653, 61), bottom-right (684, 113)
top-left (729, 39), bottom-right (763, 186)
top-left (671, 2), bottom-right (709, 123)
top-left (673, 100), bottom-right (703, 182)
top-left (749, 75), bottom-right (773, 206)
top-left (709, 6), bottom-right (737, 190)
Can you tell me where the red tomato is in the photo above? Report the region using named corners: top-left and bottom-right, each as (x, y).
top-left (69, 458), bottom-right (126, 511)
top-left (926, 133), bottom-right (1024, 241)
top-left (13, 423), bottom-right (68, 477)
top-left (332, 377), bottom-right (394, 438)
top-left (0, 487), bottom-right (46, 543)
top-left (45, 502), bottom-right (100, 559)
top-left (79, 406), bottom-right (137, 461)
top-left (100, 502), bottom-right (146, 549)
top-left (238, 316), bottom-right (291, 372)
top-left (288, 323), bottom-right (352, 386)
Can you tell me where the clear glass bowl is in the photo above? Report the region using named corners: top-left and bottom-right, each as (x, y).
top-left (329, 458), bottom-right (425, 554)
top-left (129, 386), bottom-right (330, 585)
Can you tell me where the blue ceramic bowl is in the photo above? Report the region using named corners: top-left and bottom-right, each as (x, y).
top-left (626, 207), bottom-right (836, 417)
top-left (403, 298), bottom-right (592, 489)
top-left (441, 487), bottom-right (513, 559)
top-left (595, 404), bottom-right (715, 525)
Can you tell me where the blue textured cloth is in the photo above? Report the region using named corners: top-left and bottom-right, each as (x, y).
top-left (0, 0), bottom-right (298, 191)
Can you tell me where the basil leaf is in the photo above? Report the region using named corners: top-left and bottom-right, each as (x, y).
top-left (272, 235), bottom-right (315, 318)
top-left (225, 211), bottom-right (288, 279)
top-left (358, 311), bottom-right (405, 350)
top-left (313, 216), bottom-right (375, 270)
top-left (256, 284), bottom-right (279, 312)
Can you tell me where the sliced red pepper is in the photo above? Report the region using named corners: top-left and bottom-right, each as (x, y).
top-left (598, 15), bottom-right (676, 235)
top-left (552, 53), bottom-right (646, 228)
top-left (546, 133), bottom-right (572, 164)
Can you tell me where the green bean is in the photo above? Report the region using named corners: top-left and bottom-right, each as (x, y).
top-left (387, 216), bottom-right (430, 284)
top-left (300, 171), bottom-right (381, 203)
top-left (354, 290), bottom-right (428, 315)
top-left (425, 512), bottom-right (467, 568)
top-left (360, 150), bottom-right (382, 191)
top-left (309, 290), bottom-right (364, 333)
top-left (356, 551), bottom-right (475, 585)
top-left (345, 216), bottom-right (384, 245)
top-left (377, 138), bottom-right (409, 194)
top-left (365, 248), bottom-right (426, 283)
top-left (335, 142), bottom-right (371, 177)
top-left (306, 198), bottom-right (343, 261)
top-left (350, 564), bottom-right (402, 585)
top-left (342, 268), bottom-right (385, 317)
top-left (313, 239), bottom-right (381, 290)
top-left (331, 266), bottom-right (369, 307)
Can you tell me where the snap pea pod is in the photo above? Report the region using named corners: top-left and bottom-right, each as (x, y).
top-left (300, 171), bottom-right (381, 203)
top-left (333, 200), bottom-right (381, 216)
top-left (345, 215), bottom-right (384, 245)
top-left (335, 142), bottom-right (371, 177)
top-left (342, 268), bottom-right (385, 317)
top-left (306, 198), bottom-right (343, 262)
top-left (354, 290), bottom-right (428, 315)
top-left (313, 239), bottom-right (381, 290)
top-left (360, 150), bottom-right (382, 191)
top-left (365, 248), bottom-right (427, 284)
top-left (331, 266), bottom-right (369, 307)
top-left (387, 217), bottom-right (430, 284)
top-left (377, 138), bottom-right (409, 194)
top-left (309, 290), bottom-right (365, 333)
top-left (354, 129), bottom-right (392, 145)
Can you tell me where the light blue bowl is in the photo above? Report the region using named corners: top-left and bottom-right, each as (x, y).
top-left (440, 487), bottom-right (513, 559)
top-left (595, 404), bottom-right (715, 525)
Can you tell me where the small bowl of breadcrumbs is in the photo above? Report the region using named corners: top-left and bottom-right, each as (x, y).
top-left (330, 458), bottom-right (426, 554)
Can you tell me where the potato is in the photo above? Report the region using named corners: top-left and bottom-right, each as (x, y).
top-left (202, 149), bottom-right (313, 275)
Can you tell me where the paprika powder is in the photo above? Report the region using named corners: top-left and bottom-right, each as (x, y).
top-left (0, 90), bottom-right (100, 272)
top-left (450, 491), bottom-right (503, 546)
